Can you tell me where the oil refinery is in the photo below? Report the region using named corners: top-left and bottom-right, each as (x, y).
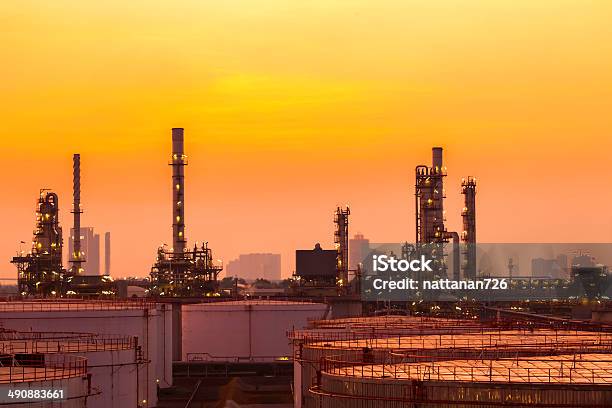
top-left (6, 0), bottom-right (612, 406)
top-left (149, 128), bottom-right (223, 297)
top-left (2, 129), bottom-right (611, 408)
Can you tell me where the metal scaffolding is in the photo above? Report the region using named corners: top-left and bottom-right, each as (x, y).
top-left (334, 206), bottom-right (350, 287)
top-left (150, 128), bottom-right (222, 297)
top-left (461, 176), bottom-right (477, 278)
top-left (12, 190), bottom-right (66, 297)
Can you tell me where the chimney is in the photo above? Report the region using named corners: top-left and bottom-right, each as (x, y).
top-left (171, 128), bottom-right (186, 255)
top-left (71, 153), bottom-right (83, 274)
top-left (461, 177), bottom-right (477, 278)
top-left (432, 147), bottom-right (445, 238)
top-left (104, 232), bottom-right (111, 275)
top-left (432, 147), bottom-right (443, 171)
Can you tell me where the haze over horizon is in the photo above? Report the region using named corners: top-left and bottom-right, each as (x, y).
top-left (2, 1), bottom-right (612, 280)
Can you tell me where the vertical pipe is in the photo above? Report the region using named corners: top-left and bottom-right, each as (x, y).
top-left (461, 177), bottom-right (477, 278)
top-left (248, 304), bottom-right (252, 359)
top-left (71, 154), bottom-right (82, 274)
top-left (431, 147), bottom-right (445, 242)
top-left (171, 128), bottom-right (186, 255)
top-left (415, 169), bottom-right (420, 243)
top-left (415, 165), bottom-right (428, 244)
top-left (447, 232), bottom-right (460, 280)
top-left (104, 232), bottom-right (111, 275)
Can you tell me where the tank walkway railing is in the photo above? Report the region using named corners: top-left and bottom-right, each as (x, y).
top-left (0, 355), bottom-right (87, 383)
top-left (0, 299), bottom-right (157, 312)
top-left (320, 354), bottom-right (612, 385)
top-left (185, 352), bottom-right (290, 363)
top-left (291, 330), bottom-right (612, 351)
top-left (0, 336), bottom-right (137, 354)
top-left (308, 382), bottom-right (612, 408)
top-left (189, 297), bottom-right (323, 305)
top-left (0, 330), bottom-right (97, 341)
top-left (287, 325), bottom-right (486, 343)
top-left (307, 316), bottom-right (485, 329)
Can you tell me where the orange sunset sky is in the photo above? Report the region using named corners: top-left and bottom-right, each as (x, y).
top-left (2, 1), bottom-right (612, 280)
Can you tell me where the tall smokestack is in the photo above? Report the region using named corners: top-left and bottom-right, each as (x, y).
top-left (104, 232), bottom-right (111, 276)
top-left (431, 147), bottom-right (445, 240)
top-left (461, 177), bottom-right (477, 278)
top-left (171, 128), bottom-right (186, 255)
top-left (334, 206), bottom-right (350, 286)
top-left (71, 153), bottom-right (82, 274)
top-left (432, 147), bottom-right (443, 170)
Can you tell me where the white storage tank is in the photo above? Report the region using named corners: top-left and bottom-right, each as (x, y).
top-left (0, 354), bottom-right (89, 407)
top-left (0, 300), bottom-right (172, 408)
top-left (182, 300), bottom-right (327, 362)
top-left (0, 331), bottom-right (140, 408)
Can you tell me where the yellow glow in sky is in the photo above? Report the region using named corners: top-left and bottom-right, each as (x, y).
top-left (2, 1), bottom-right (612, 278)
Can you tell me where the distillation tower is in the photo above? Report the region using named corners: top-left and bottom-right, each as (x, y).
top-left (150, 128), bottom-right (223, 297)
top-left (415, 147), bottom-right (471, 280)
top-left (13, 154), bottom-right (116, 297)
top-left (415, 148), bottom-right (458, 278)
top-left (334, 206), bottom-right (350, 287)
top-left (12, 190), bottom-right (66, 297)
top-left (415, 147), bottom-right (447, 246)
top-left (461, 177), bottom-right (477, 278)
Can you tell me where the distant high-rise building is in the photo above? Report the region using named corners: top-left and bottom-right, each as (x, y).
top-left (226, 253), bottom-right (281, 281)
top-left (531, 257), bottom-right (565, 278)
top-left (104, 232), bottom-right (111, 276)
top-left (572, 254), bottom-right (596, 268)
top-left (349, 233), bottom-right (370, 270)
top-left (68, 227), bottom-right (101, 275)
top-left (556, 254), bottom-right (568, 278)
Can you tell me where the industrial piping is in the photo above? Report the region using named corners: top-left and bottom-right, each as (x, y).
top-left (446, 231), bottom-right (460, 280)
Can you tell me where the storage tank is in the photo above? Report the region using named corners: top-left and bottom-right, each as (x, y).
top-left (290, 315), bottom-right (486, 408)
top-left (316, 354), bottom-right (612, 408)
top-left (290, 316), bottom-right (612, 408)
top-left (182, 300), bottom-right (327, 362)
top-left (0, 300), bottom-right (172, 408)
top-left (0, 331), bottom-right (140, 408)
top-left (0, 354), bottom-right (89, 407)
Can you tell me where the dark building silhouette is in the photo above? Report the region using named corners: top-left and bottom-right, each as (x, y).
top-left (296, 243), bottom-right (337, 282)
